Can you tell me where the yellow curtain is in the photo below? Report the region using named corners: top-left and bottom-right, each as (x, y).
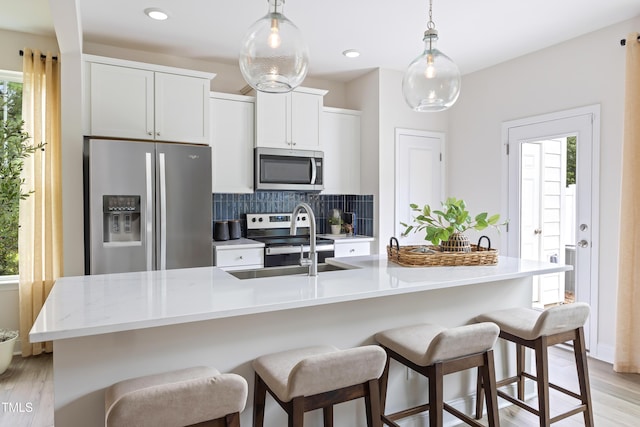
top-left (18, 48), bottom-right (63, 357)
top-left (615, 33), bottom-right (640, 373)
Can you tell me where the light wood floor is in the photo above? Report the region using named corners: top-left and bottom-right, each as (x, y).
top-left (1, 347), bottom-right (639, 426)
top-left (0, 353), bottom-right (53, 427)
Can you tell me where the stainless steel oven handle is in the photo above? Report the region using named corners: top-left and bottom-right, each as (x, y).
top-left (266, 244), bottom-right (334, 255)
top-left (310, 158), bottom-right (317, 184)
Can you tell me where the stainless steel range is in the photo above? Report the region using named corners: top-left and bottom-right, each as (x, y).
top-left (246, 213), bottom-right (334, 267)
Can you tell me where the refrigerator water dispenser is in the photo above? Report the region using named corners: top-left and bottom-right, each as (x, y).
top-left (103, 195), bottom-right (141, 243)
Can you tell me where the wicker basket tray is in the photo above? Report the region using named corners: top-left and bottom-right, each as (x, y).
top-left (387, 236), bottom-right (498, 267)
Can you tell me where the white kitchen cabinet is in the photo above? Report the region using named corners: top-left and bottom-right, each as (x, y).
top-left (333, 240), bottom-right (371, 258)
top-left (255, 87), bottom-right (327, 150)
top-left (210, 92), bottom-right (255, 193)
top-left (84, 55), bottom-right (215, 144)
top-left (321, 107), bottom-right (361, 194)
top-left (214, 247), bottom-right (264, 271)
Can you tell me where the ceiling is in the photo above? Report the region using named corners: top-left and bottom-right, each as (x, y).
top-left (4, 0), bottom-right (640, 81)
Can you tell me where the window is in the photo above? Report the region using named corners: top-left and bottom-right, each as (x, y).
top-left (0, 70), bottom-right (24, 277)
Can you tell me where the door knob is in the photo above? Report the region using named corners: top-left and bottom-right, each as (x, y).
top-left (577, 240), bottom-right (589, 248)
top-left (579, 224), bottom-right (588, 231)
top-left (534, 228), bottom-right (542, 235)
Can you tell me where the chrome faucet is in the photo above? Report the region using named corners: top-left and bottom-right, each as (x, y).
top-left (290, 202), bottom-right (317, 276)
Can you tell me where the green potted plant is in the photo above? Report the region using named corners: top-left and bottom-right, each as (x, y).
top-left (328, 216), bottom-right (343, 235)
top-left (400, 197), bottom-right (504, 252)
top-left (0, 329), bottom-right (18, 375)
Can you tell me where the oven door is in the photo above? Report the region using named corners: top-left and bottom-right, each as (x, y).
top-left (265, 245), bottom-right (334, 267)
top-left (255, 147), bottom-right (323, 191)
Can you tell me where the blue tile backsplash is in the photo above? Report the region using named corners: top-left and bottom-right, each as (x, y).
top-left (213, 192), bottom-right (374, 237)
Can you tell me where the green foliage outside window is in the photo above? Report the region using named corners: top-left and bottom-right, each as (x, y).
top-left (0, 81), bottom-right (44, 275)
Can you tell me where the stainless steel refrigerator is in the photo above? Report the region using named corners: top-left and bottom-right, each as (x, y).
top-left (84, 138), bottom-right (213, 274)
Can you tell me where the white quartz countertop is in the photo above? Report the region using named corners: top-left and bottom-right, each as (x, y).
top-left (212, 238), bottom-right (264, 248)
top-left (30, 255), bottom-right (569, 342)
top-left (318, 234), bottom-right (375, 242)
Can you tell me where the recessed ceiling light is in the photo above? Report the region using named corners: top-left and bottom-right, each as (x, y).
top-left (144, 8), bottom-right (169, 21)
top-left (342, 49), bottom-right (360, 58)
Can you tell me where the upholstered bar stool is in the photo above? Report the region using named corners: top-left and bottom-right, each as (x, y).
top-left (374, 322), bottom-right (501, 427)
top-left (105, 366), bottom-right (248, 427)
top-left (252, 345), bottom-right (387, 427)
top-left (474, 303), bottom-right (593, 427)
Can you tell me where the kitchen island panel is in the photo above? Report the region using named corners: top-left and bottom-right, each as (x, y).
top-left (52, 276), bottom-right (530, 427)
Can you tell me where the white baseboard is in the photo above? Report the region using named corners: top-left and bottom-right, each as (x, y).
top-left (595, 342), bottom-right (615, 364)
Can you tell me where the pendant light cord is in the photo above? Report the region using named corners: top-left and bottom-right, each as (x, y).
top-left (427, 0), bottom-right (435, 30)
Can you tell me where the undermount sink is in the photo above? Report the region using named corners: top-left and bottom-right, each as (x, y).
top-left (228, 263), bottom-right (351, 280)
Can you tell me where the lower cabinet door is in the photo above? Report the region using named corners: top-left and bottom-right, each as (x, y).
top-left (215, 248), bottom-right (264, 270)
top-left (334, 241), bottom-right (370, 258)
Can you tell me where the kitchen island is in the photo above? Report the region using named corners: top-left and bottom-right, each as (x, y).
top-left (31, 255), bottom-right (569, 427)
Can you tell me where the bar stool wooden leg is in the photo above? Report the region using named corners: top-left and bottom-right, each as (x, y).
top-left (291, 397), bottom-right (304, 427)
top-left (323, 406), bottom-right (333, 427)
top-left (365, 379), bottom-right (383, 427)
top-left (379, 353), bottom-right (391, 418)
top-left (253, 372), bottom-right (267, 427)
top-left (226, 412), bottom-right (241, 427)
top-left (574, 329), bottom-right (594, 427)
top-left (516, 343), bottom-right (525, 400)
top-left (428, 364), bottom-right (444, 427)
top-left (475, 367), bottom-right (485, 420)
top-left (535, 336), bottom-right (550, 427)
top-left (482, 350), bottom-right (500, 427)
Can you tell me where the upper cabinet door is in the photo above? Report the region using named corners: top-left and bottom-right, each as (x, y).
top-left (321, 108), bottom-right (361, 194)
top-left (155, 72), bottom-right (209, 144)
top-left (291, 91), bottom-right (322, 150)
top-left (84, 55), bottom-right (215, 144)
top-left (89, 63), bottom-right (154, 140)
top-left (210, 94), bottom-right (255, 193)
top-left (255, 92), bottom-right (289, 148)
top-left (254, 87), bottom-right (327, 149)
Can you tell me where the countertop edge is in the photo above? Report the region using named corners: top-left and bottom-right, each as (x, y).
top-left (30, 256), bottom-right (570, 343)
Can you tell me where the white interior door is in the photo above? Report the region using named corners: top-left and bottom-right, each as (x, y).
top-left (504, 105), bottom-right (600, 351)
top-left (394, 129), bottom-right (443, 244)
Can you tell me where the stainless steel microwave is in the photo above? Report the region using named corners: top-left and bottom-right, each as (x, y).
top-left (255, 147), bottom-right (324, 191)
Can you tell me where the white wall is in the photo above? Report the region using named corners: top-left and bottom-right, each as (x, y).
top-left (345, 69), bottom-right (381, 250)
top-left (0, 29), bottom-right (59, 73)
top-left (448, 16), bottom-right (640, 361)
top-left (343, 68), bottom-right (448, 254)
top-left (377, 69), bottom-right (448, 253)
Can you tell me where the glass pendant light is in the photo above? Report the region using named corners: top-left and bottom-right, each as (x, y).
top-left (402, 0), bottom-right (461, 112)
top-left (239, 0), bottom-right (309, 93)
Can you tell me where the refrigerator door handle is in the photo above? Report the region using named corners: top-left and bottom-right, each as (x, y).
top-left (145, 152), bottom-right (153, 271)
top-left (159, 152), bottom-right (167, 270)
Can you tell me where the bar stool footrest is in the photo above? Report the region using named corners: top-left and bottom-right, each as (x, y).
top-left (444, 403), bottom-right (486, 427)
top-left (496, 388), bottom-right (590, 424)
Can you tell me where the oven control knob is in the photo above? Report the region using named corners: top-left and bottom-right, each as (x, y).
top-left (301, 216), bottom-right (306, 221)
top-left (251, 218), bottom-right (256, 222)
top-left (258, 217), bottom-right (263, 222)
